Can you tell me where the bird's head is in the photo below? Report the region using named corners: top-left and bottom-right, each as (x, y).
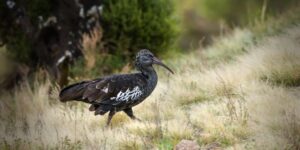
top-left (135, 49), bottom-right (174, 74)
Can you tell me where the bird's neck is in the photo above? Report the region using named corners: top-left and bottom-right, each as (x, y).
top-left (141, 66), bottom-right (158, 91)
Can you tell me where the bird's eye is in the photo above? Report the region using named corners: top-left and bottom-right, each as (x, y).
top-left (147, 54), bottom-right (153, 58)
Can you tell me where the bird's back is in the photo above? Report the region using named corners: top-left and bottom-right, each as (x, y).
top-left (59, 73), bottom-right (152, 114)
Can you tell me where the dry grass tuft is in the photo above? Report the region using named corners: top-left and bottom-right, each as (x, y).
top-left (81, 27), bottom-right (103, 70)
top-left (243, 27), bottom-right (300, 86)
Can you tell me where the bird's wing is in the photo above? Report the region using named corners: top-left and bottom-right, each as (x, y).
top-left (59, 78), bottom-right (102, 102)
top-left (82, 73), bottom-right (147, 105)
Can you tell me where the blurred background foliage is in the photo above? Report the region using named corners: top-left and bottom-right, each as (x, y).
top-left (174, 0), bottom-right (300, 50)
top-left (71, 0), bottom-right (300, 80)
top-left (0, 0), bottom-right (56, 65)
top-left (0, 0), bottom-right (299, 86)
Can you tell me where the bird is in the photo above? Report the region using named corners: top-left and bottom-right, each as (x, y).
top-left (59, 49), bottom-right (174, 126)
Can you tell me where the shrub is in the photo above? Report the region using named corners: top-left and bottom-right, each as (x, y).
top-left (101, 0), bottom-right (177, 58)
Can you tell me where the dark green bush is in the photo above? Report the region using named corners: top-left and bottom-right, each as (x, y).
top-left (1, 0), bottom-right (54, 64)
top-left (70, 54), bottom-right (125, 79)
top-left (101, 0), bottom-right (177, 58)
top-left (5, 29), bottom-right (34, 65)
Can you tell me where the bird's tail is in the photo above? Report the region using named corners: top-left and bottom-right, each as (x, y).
top-left (59, 81), bottom-right (88, 102)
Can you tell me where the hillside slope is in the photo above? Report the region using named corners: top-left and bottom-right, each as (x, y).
top-left (1, 11), bottom-right (300, 150)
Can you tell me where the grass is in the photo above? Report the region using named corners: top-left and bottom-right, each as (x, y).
top-left (204, 29), bottom-right (255, 65)
top-left (1, 6), bottom-right (300, 150)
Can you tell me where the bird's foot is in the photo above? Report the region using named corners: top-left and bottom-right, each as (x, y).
top-left (105, 123), bottom-right (112, 129)
top-left (132, 116), bottom-right (142, 122)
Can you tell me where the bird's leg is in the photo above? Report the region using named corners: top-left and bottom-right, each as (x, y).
top-left (106, 109), bottom-right (116, 127)
top-left (123, 108), bottom-right (141, 121)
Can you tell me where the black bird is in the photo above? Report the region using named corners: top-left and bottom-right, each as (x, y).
top-left (59, 49), bottom-right (174, 126)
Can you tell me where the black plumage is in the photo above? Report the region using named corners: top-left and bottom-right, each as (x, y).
top-left (59, 49), bottom-right (174, 126)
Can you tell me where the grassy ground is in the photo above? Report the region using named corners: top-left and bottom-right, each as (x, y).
top-left (1, 7), bottom-right (300, 150)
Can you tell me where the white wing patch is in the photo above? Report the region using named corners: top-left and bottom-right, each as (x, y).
top-left (101, 84), bottom-right (109, 93)
top-left (111, 86), bottom-right (143, 102)
top-left (102, 87), bottom-right (108, 93)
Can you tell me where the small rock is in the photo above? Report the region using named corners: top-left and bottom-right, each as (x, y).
top-left (175, 140), bottom-right (200, 150)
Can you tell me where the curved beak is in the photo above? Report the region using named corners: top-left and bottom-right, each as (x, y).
top-left (152, 57), bottom-right (174, 74)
